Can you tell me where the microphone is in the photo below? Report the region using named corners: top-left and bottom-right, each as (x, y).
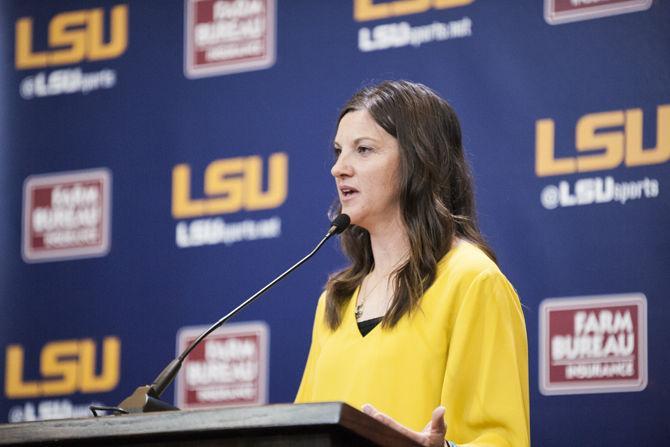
top-left (328, 213), bottom-right (350, 235)
top-left (116, 214), bottom-right (350, 413)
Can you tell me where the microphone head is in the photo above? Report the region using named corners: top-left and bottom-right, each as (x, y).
top-left (329, 214), bottom-right (351, 234)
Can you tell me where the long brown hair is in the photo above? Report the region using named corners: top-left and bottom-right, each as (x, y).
top-left (324, 80), bottom-right (496, 329)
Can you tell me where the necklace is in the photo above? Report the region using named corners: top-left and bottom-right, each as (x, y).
top-left (355, 274), bottom-right (389, 320)
top-left (355, 254), bottom-right (409, 320)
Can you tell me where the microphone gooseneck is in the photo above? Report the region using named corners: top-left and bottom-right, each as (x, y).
top-left (118, 214), bottom-right (350, 412)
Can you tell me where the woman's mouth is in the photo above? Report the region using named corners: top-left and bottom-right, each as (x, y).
top-left (339, 186), bottom-right (359, 200)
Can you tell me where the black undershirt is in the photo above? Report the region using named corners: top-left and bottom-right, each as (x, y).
top-left (357, 316), bottom-right (383, 336)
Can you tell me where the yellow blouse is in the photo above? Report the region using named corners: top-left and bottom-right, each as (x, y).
top-left (295, 241), bottom-right (530, 446)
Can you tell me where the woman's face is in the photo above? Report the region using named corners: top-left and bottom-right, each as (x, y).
top-left (331, 109), bottom-right (401, 231)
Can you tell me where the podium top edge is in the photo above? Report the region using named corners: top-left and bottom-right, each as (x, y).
top-left (0, 402), bottom-right (353, 445)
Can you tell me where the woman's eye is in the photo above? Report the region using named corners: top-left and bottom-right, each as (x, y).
top-left (357, 146), bottom-right (372, 154)
top-left (333, 147), bottom-right (341, 158)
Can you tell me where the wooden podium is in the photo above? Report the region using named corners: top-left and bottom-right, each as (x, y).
top-left (0, 402), bottom-right (422, 446)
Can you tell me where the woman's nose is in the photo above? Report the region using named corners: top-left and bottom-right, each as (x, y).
top-left (331, 152), bottom-right (353, 178)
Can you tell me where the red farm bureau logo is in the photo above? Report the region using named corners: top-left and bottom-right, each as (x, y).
top-left (184, 0), bottom-right (276, 78)
top-left (544, 0), bottom-right (651, 24)
top-left (539, 294), bottom-right (647, 395)
top-left (176, 322), bottom-right (269, 409)
top-left (22, 169), bottom-right (111, 262)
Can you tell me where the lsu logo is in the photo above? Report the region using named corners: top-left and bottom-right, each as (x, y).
top-left (354, 0), bottom-right (474, 21)
top-left (15, 4), bottom-right (128, 70)
top-left (172, 152), bottom-right (288, 219)
top-left (536, 104), bottom-right (670, 177)
top-left (5, 337), bottom-right (121, 398)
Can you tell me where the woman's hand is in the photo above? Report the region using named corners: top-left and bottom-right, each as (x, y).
top-left (362, 403), bottom-right (447, 447)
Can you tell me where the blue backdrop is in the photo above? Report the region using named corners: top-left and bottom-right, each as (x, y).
top-left (1, 1), bottom-right (668, 444)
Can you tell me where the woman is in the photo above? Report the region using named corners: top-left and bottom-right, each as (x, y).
top-left (295, 80), bottom-right (529, 447)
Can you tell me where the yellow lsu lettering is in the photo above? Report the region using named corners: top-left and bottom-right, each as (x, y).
top-left (535, 104), bottom-right (670, 177)
top-left (4, 337), bottom-right (121, 399)
top-left (172, 152), bottom-right (288, 219)
top-left (15, 4), bottom-right (128, 70)
top-left (354, 0), bottom-right (474, 22)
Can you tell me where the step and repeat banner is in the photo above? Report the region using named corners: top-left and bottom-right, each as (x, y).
top-left (1, 1), bottom-right (668, 444)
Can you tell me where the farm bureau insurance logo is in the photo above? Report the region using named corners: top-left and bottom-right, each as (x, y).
top-left (535, 104), bottom-right (668, 210)
top-left (539, 294), bottom-right (647, 395)
top-left (14, 4), bottom-right (128, 100)
top-left (544, 0), bottom-right (652, 25)
top-left (22, 169), bottom-right (112, 263)
top-left (184, 0), bottom-right (276, 78)
top-left (4, 336), bottom-right (120, 422)
top-left (171, 152), bottom-right (287, 248)
top-left (175, 322), bottom-right (268, 409)
top-left (354, 0), bottom-right (475, 53)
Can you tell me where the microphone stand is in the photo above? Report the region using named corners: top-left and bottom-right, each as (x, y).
top-left (113, 216), bottom-right (349, 414)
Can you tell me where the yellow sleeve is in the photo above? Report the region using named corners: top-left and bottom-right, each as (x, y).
top-left (442, 269), bottom-right (530, 447)
top-left (294, 292), bottom-right (326, 403)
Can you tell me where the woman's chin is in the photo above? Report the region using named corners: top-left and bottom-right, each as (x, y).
top-left (340, 209), bottom-right (361, 227)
